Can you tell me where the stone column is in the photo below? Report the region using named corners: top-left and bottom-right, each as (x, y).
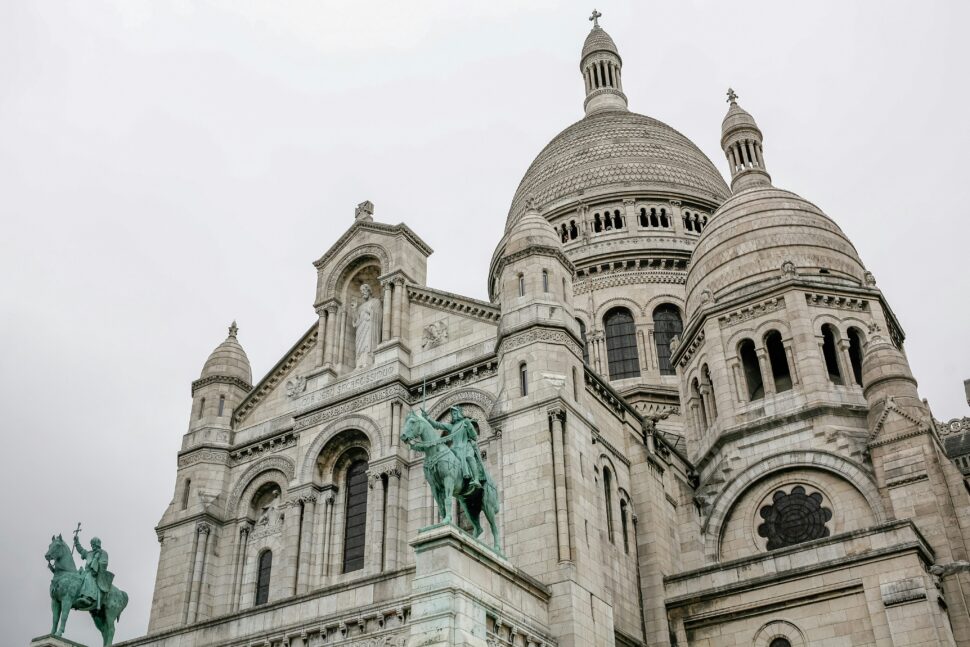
top-left (323, 304), bottom-right (338, 365)
top-left (186, 522), bottom-right (211, 624)
top-left (756, 348), bottom-right (775, 396)
top-left (623, 198), bottom-right (636, 231)
top-left (548, 407), bottom-right (571, 563)
top-left (783, 340), bottom-right (800, 385)
top-left (365, 473), bottom-right (386, 574)
top-left (381, 281), bottom-right (393, 343)
top-left (384, 466), bottom-right (402, 570)
top-left (699, 384), bottom-right (715, 425)
top-left (837, 338), bottom-right (855, 386)
top-left (281, 498), bottom-right (303, 595)
top-left (315, 307), bottom-right (328, 367)
top-left (319, 490), bottom-right (336, 580)
top-left (391, 277), bottom-right (405, 340)
top-left (731, 362), bottom-right (746, 402)
top-left (390, 401), bottom-right (402, 450)
top-left (296, 494), bottom-right (317, 594)
top-left (230, 522), bottom-right (252, 612)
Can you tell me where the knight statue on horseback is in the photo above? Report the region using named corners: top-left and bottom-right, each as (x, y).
top-left (74, 534), bottom-right (113, 611)
top-left (401, 406), bottom-right (502, 553)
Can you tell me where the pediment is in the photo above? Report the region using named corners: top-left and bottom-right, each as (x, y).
top-left (313, 220), bottom-right (432, 272)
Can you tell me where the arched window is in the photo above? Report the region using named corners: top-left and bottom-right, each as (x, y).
top-left (650, 208), bottom-right (659, 227)
top-left (198, 398), bottom-right (205, 419)
top-left (604, 307), bottom-right (640, 380)
top-left (821, 324), bottom-right (843, 384)
top-left (620, 499), bottom-right (630, 554)
top-left (562, 277), bottom-right (567, 300)
top-left (342, 460), bottom-right (369, 573)
top-left (692, 377), bottom-right (708, 430)
top-left (517, 274), bottom-right (525, 297)
top-left (847, 327), bottom-right (864, 386)
top-left (653, 304), bottom-right (683, 376)
top-left (218, 395), bottom-right (225, 417)
top-left (703, 364), bottom-right (718, 420)
top-left (739, 339), bottom-right (764, 400)
top-left (613, 209), bottom-right (623, 229)
top-left (519, 362), bottom-right (528, 397)
top-left (764, 330), bottom-right (793, 392)
top-left (542, 270), bottom-right (549, 293)
top-left (569, 220), bottom-right (578, 240)
top-left (684, 211), bottom-right (694, 231)
top-left (577, 319), bottom-right (589, 364)
top-left (181, 478), bottom-right (191, 511)
top-left (659, 208), bottom-right (669, 228)
top-left (255, 550), bottom-right (272, 606)
top-left (769, 639), bottom-right (792, 647)
top-left (603, 467), bottom-right (615, 543)
top-left (639, 208), bottom-right (648, 227)
top-left (560, 224), bottom-right (568, 243)
top-left (594, 213), bottom-right (603, 232)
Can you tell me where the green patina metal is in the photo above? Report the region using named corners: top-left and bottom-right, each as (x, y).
top-left (44, 530), bottom-right (129, 646)
top-left (401, 407), bottom-right (501, 553)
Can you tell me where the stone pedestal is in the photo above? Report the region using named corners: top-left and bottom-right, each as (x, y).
top-left (408, 524), bottom-right (554, 647)
top-left (29, 636), bottom-right (88, 647)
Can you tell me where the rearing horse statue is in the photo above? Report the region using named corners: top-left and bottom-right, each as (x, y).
top-left (401, 409), bottom-right (501, 553)
top-left (45, 534), bottom-right (129, 646)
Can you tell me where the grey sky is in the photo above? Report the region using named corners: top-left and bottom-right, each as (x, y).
top-left (2, 1), bottom-right (968, 643)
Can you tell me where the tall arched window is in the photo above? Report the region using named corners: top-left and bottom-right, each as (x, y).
top-left (342, 460), bottom-right (369, 573)
top-left (821, 324), bottom-right (843, 384)
top-left (517, 274), bottom-right (525, 297)
top-left (604, 307), bottom-right (640, 380)
top-left (218, 395), bottom-right (225, 417)
top-left (653, 304), bottom-right (683, 376)
top-left (703, 364), bottom-right (717, 420)
top-left (692, 377), bottom-right (708, 430)
top-left (519, 362), bottom-right (528, 397)
top-left (181, 478), bottom-right (191, 511)
top-left (603, 467), bottom-right (615, 543)
top-left (764, 330), bottom-right (793, 392)
top-left (198, 398), bottom-right (205, 419)
top-left (739, 339), bottom-right (764, 400)
top-left (577, 319), bottom-right (589, 364)
top-left (542, 269), bottom-right (549, 293)
top-left (620, 499), bottom-right (630, 554)
top-left (847, 327), bottom-right (864, 386)
top-left (255, 550), bottom-right (272, 606)
top-left (612, 209), bottom-right (623, 229)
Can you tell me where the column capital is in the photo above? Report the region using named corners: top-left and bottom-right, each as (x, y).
top-left (196, 521), bottom-right (212, 536)
top-left (547, 405), bottom-right (566, 422)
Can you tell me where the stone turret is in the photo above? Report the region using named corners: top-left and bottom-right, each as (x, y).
top-left (580, 10), bottom-right (628, 115)
top-left (188, 321), bottom-right (252, 444)
top-left (721, 89), bottom-right (770, 192)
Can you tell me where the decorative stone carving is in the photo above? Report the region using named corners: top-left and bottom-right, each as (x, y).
top-left (285, 375), bottom-right (307, 399)
top-left (757, 486), bottom-right (832, 550)
top-left (864, 270), bottom-right (877, 286)
top-left (781, 259), bottom-right (796, 277)
top-left (421, 320), bottom-right (448, 349)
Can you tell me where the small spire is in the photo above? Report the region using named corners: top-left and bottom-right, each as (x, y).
top-left (228, 321), bottom-right (238, 338)
top-left (720, 90), bottom-right (770, 192)
top-left (589, 8), bottom-right (602, 28)
top-left (354, 200), bottom-right (374, 222)
top-left (726, 87), bottom-right (738, 104)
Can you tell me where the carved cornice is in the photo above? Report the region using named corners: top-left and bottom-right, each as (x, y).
top-left (497, 325), bottom-right (582, 358)
top-left (805, 292), bottom-right (869, 312)
top-left (408, 357), bottom-right (499, 403)
top-left (178, 447), bottom-right (230, 469)
top-left (295, 383), bottom-right (411, 431)
top-left (229, 430), bottom-right (297, 466)
top-left (234, 324), bottom-right (318, 426)
top-left (574, 269), bottom-right (686, 295)
top-left (313, 220), bottom-right (433, 270)
top-left (717, 296), bottom-right (786, 329)
top-left (676, 329), bottom-right (706, 369)
top-left (191, 375), bottom-right (252, 396)
top-left (407, 285), bottom-right (501, 324)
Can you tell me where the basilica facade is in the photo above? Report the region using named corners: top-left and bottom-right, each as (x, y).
top-left (124, 18), bottom-right (970, 647)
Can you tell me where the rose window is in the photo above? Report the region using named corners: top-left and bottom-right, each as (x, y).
top-left (757, 486), bottom-right (832, 550)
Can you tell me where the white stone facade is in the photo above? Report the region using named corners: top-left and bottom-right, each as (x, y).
top-left (114, 19), bottom-right (970, 647)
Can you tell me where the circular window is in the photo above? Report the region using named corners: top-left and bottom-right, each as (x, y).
top-left (757, 485), bottom-right (832, 550)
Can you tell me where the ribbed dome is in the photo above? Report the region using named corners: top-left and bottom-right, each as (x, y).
top-left (201, 322), bottom-right (252, 384)
top-left (722, 101), bottom-right (760, 139)
top-left (506, 111), bottom-right (730, 230)
top-left (505, 207), bottom-right (561, 256)
top-left (685, 187), bottom-right (866, 317)
top-left (582, 26), bottom-right (620, 61)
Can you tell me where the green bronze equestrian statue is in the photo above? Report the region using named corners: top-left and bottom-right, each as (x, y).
top-left (400, 407), bottom-right (501, 553)
top-left (45, 528), bottom-right (129, 646)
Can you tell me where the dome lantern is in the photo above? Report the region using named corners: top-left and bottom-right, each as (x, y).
top-left (721, 89), bottom-right (771, 192)
top-left (581, 10), bottom-right (628, 116)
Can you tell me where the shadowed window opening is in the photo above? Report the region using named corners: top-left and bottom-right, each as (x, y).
top-left (603, 467), bottom-right (615, 543)
top-left (518, 274), bottom-right (525, 297)
top-left (765, 331), bottom-right (793, 392)
top-left (620, 499), bottom-right (630, 553)
top-left (218, 395), bottom-right (225, 417)
top-left (542, 270), bottom-right (549, 293)
top-left (758, 485), bottom-right (832, 550)
top-left (739, 339), bottom-right (764, 400)
top-left (198, 398), bottom-right (205, 420)
top-left (519, 362), bottom-right (528, 397)
top-left (255, 550), bottom-right (272, 606)
top-left (342, 460), bottom-right (369, 573)
top-left (653, 304), bottom-right (683, 376)
top-left (181, 479), bottom-right (191, 511)
top-left (613, 209), bottom-right (623, 229)
top-left (821, 324), bottom-right (843, 384)
top-left (847, 327), bottom-right (864, 386)
top-left (594, 213), bottom-right (603, 232)
top-left (769, 639), bottom-right (792, 647)
top-left (604, 307), bottom-right (640, 380)
top-left (577, 319), bottom-right (589, 364)
top-left (703, 364), bottom-right (717, 420)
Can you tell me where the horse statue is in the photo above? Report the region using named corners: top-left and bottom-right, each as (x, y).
top-left (45, 534), bottom-right (129, 646)
top-left (401, 409), bottom-right (501, 553)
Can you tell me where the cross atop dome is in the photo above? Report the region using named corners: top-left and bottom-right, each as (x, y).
top-left (589, 9), bottom-right (602, 28)
top-left (228, 320), bottom-right (238, 338)
top-left (726, 87), bottom-right (738, 104)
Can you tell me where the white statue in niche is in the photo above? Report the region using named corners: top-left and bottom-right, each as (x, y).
top-left (351, 283), bottom-right (382, 368)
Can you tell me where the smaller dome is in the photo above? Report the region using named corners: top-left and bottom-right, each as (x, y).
top-left (861, 333), bottom-right (917, 399)
top-left (581, 26), bottom-right (620, 61)
top-left (504, 203), bottom-right (562, 257)
top-left (686, 187), bottom-right (866, 317)
top-left (722, 101), bottom-right (761, 141)
top-left (201, 321), bottom-right (252, 384)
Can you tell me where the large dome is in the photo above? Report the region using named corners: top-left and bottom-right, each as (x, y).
top-left (505, 110), bottom-right (730, 230)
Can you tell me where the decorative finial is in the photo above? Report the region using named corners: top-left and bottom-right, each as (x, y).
top-left (526, 196), bottom-right (538, 212)
top-left (354, 200), bottom-right (374, 222)
top-left (228, 321), bottom-right (238, 338)
top-left (726, 87), bottom-right (738, 104)
top-left (589, 8), bottom-right (602, 28)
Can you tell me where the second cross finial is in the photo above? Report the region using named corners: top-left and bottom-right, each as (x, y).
top-left (589, 9), bottom-right (602, 27)
top-left (726, 87), bottom-right (738, 104)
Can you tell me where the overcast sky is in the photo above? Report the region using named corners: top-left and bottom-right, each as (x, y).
top-left (2, 1), bottom-right (969, 644)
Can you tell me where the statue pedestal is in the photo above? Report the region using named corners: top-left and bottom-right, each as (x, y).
top-left (29, 636), bottom-right (88, 647)
top-left (408, 524), bottom-right (554, 647)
